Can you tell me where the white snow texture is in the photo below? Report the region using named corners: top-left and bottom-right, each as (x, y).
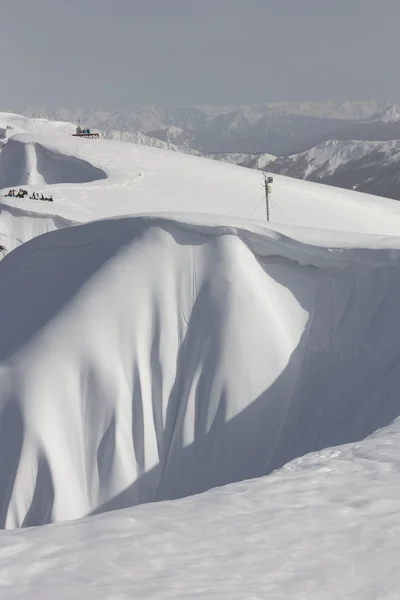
top-left (1, 114), bottom-right (400, 598)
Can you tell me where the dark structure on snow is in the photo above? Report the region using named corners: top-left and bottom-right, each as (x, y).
top-left (72, 121), bottom-right (99, 139)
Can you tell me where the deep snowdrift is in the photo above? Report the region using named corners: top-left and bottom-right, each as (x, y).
top-left (2, 420), bottom-right (400, 599)
top-left (2, 113), bottom-right (400, 597)
top-left (2, 214), bottom-right (400, 527)
top-left (0, 137), bottom-right (107, 188)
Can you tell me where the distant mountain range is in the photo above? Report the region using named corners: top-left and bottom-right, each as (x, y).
top-left (17, 101), bottom-right (400, 200)
top-left (225, 140), bottom-right (400, 200)
top-left (20, 101), bottom-right (392, 155)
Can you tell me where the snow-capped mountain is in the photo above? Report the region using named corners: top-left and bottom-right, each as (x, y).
top-left (21, 102), bottom-right (385, 155)
top-left (97, 128), bottom-right (201, 153)
top-left (3, 114), bottom-right (400, 596)
top-left (144, 125), bottom-right (211, 152)
top-left (270, 139), bottom-right (400, 199)
top-left (300, 104), bottom-right (400, 149)
top-left (378, 104), bottom-right (400, 123)
top-left (217, 139), bottom-right (400, 201)
top-left (15, 104), bottom-right (400, 200)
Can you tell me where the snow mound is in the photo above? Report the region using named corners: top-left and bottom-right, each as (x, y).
top-left (0, 136), bottom-right (107, 188)
top-left (2, 214), bottom-right (400, 527)
top-left (0, 112), bottom-right (76, 139)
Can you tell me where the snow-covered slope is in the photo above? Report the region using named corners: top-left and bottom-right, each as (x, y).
top-left (16, 106), bottom-right (400, 201)
top-left (144, 125), bottom-right (210, 152)
top-left (0, 112), bottom-right (75, 140)
top-left (0, 129), bottom-right (263, 254)
top-left (3, 213), bottom-right (400, 528)
top-left (2, 420), bottom-right (400, 599)
top-left (272, 139), bottom-right (400, 200)
top-left (376, 104), bottom-right (400, 123)
top-left (209, 150), bottom-right (276, 170)
top-left (97, 128), bottom-right (197, 153)
top-left (3, 114), bottom-right (400, 596)
top-left (5, 127), bottom-right (400, 257)
top-left (218, 139), bottom-right (400, 201)
top-left (297, 104), bottom-right (400, 149)
top-left (2, 116), bottom-right (400, 529)
top-left (269, 139), bottom-right (400, 178)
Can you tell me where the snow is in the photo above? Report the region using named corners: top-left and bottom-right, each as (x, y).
top-left (3, 125), bottom-right (400, 256)
top-left (286, 139), bottom-right (400, 178)
top-left (2, 424), bottom-right (400, 599)
top-left (22, 101), bottom-right (391, 133)
top-left (98, 128), bottom-right (191, 153)
top-left (223, 139), bottom-right (400, 187)
top-left (3, 210), bottom-right (400, 529)
top-left (375, 104), bottom-right (400, 123)
top-left (0, 112), bottom-right (76, 139)
top-left (208, 151), bottom-right (276, 170)
top-left (2, 113), bottom-right (400, 596)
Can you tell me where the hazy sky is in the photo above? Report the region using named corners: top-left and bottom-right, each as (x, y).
top-left (2, 0), bottom-right (400, 109)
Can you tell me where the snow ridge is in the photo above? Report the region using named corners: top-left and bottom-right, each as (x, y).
top-left (1, 214), bottom-right (400, 527)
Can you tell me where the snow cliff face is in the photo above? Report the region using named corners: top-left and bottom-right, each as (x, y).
top-left (3, 216), bottom-right (400, 528)
top-left (3, 113), bottom-right (400, 598)
top-left (3, 114), bottom-right (400, 531)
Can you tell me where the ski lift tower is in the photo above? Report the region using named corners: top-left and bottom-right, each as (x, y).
top-left (263, 173), bottom-right (274, 221)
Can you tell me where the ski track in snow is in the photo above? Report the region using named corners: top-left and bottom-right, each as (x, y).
top-left (1, 114), bottom-right (400, 598)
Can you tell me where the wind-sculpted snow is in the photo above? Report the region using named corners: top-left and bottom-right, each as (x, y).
top-left (0, 137), bottom-right (107, 189)
top-left (0, 203), bottom-right (77, 256)
top-left (1, 215), bottom-right (400, 527)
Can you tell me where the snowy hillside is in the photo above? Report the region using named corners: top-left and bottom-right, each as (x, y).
top-left (0, 112), bottom-right (75, 139)
top-left (3, 422), bottom-right (400, 599)
top-left (209, 150), bottom-right (276, 170)
top-left (98, 127), bottom-right (199, 154)
top-left (3, 128), bottom-right (400, 257)
top-left (3, 113), bottom-right (400, 595)
top-left (144, 125), bottom-right (210, 152)
top-left (269, 139), bottom-right (400, 178)
top-left (0, 126), bottom-right (271, 255)
top-left (300, 104), bottom-right (400, 149)
top-left (17, 104), bottom-right (400, 200)
top-left (216, 139), bottom-right (400, 201)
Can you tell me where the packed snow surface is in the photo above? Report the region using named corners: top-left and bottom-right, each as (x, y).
top-left (2, 424), bottom-right (400, 599)
top-left (0, 112), bottom-right (75, 139)
top-left (2, 114), bottom-right (400, 597)
top-left (3, 122), bottom-right (400, 256)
